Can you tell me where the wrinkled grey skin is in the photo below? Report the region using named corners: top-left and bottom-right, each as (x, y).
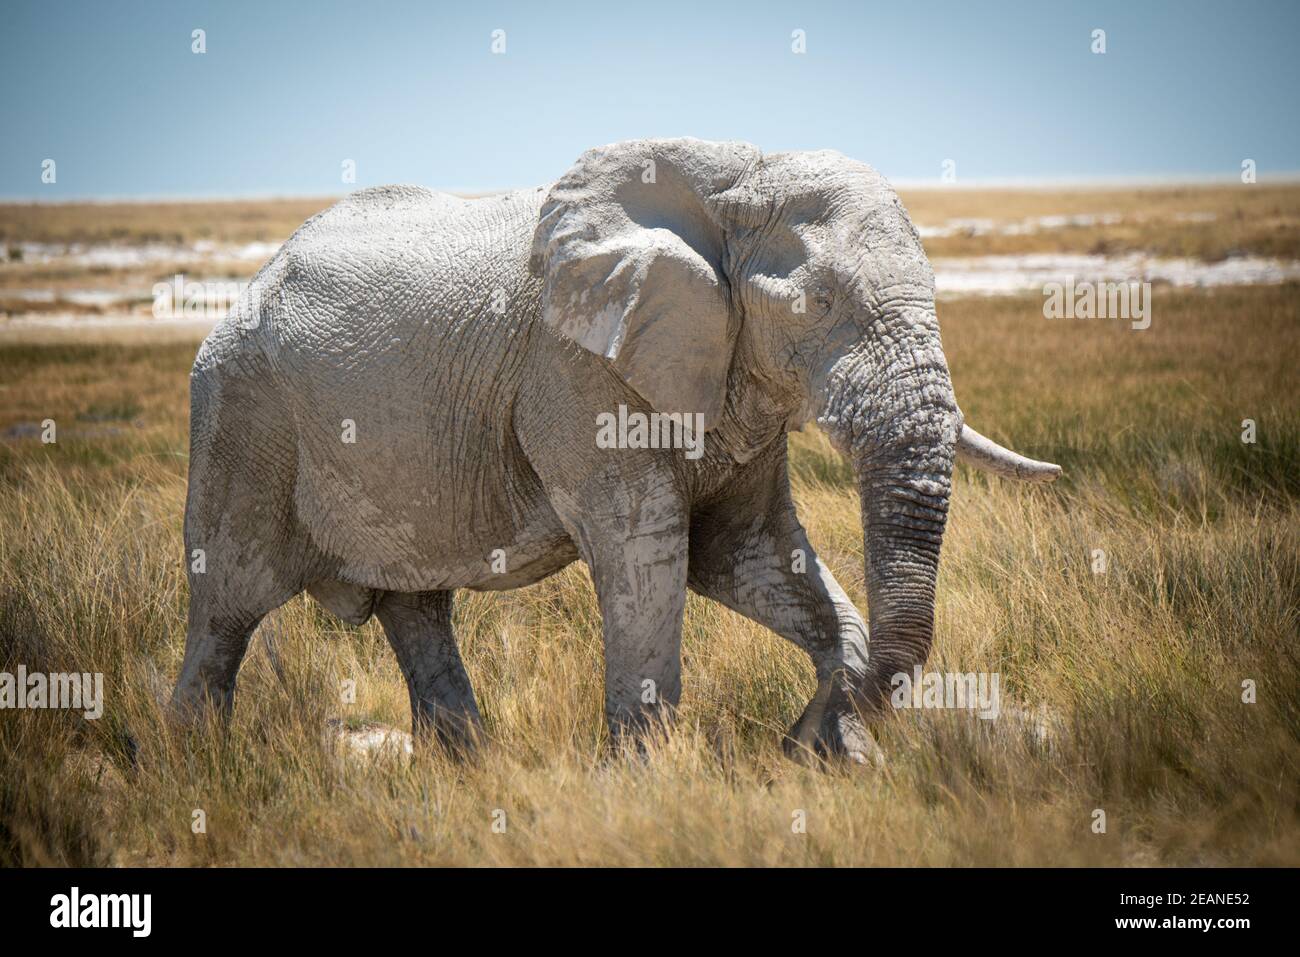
top-left (174, 138), bottom-right (1059, 763)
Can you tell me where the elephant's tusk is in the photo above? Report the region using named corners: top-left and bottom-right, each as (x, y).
top-left (956, 424), bottom-right (1062, 483)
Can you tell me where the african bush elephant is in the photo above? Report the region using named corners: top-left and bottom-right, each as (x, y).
top-left (173, 138), bottom-right (1059, 763)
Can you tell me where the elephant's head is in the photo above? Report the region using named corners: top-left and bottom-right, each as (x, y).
top-left (531, 138), bottom-right (1059, 710)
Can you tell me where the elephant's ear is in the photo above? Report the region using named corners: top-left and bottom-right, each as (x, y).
top-left (530, 139), bottom-right (761, 432)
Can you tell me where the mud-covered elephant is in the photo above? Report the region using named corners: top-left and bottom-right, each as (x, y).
top-left (173, 138), bottom-right (1059, 763)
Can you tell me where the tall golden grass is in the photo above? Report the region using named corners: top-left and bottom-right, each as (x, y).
top-left (0, 287), bottom-right (1296, 866)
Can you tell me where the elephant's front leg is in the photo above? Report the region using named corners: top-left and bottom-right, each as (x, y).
top-left (556, 480), bottom-right (690, 750)
top-left (688, 449), bottom-right (879, 765)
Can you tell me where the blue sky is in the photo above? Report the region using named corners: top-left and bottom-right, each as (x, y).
top-left (2, 0), bottom-right (1297, 198)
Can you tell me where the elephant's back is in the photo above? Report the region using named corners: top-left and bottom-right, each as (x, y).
top-left (292, 183), bottom-right (543, 253)
top-left (249, 184), bottom-right (546, 348)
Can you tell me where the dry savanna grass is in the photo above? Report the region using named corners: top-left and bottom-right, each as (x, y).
top-left (0, 286), bottom-right (1297, 866)
top-left (0, 198), bottom-right (335, 307)
top-left (899, 183), bottom-right (1300, 260)
top-left (0, 198), bottom-right (333, 248)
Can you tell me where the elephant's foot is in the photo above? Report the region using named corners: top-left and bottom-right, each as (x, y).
top-left (784, 682), bottom-right (884, 768)
top-left (603, 704), bottom-right (677, 763)
top-left (412, 706), bottom-right (484, 760)
top-left (168, 679), bottom-right (235, 734)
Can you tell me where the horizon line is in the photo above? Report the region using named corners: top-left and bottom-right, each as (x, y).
top-left (3, 172), bottom-right (1299, 205)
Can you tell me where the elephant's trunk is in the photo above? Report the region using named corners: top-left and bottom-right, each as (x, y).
top-left (855, 461), bottom-right (951, 708)
top-left (814, 301), bottom-right (959, 715)
top-left (816, 291), bottom-right (1061, 717)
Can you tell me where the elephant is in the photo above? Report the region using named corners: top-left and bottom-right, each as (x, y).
top-left (172, 137), bottom-right (1060, 764)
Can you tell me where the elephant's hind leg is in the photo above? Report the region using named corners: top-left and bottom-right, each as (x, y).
top-left (173, 596), bottom-right (286, 721)
top-left (175, 485), bottom-right (306, 723)
top-left (373, 590), bottom-right (483, 753)
top-left (173, 350), bottom-right (311, 723)
top-left (173, 512), bottom-right (306, 722)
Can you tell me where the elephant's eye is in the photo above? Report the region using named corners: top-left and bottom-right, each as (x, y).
top-left (810, 289), bottom-right (834, 315)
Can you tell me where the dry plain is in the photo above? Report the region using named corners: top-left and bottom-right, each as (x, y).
top-left (0, 187), bottom-right (1296, 866)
